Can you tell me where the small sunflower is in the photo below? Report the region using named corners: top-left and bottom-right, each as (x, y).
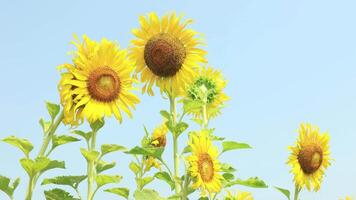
top-left (58, 35), bottom-right (140, 125)
top-left (186, 66), bottom-right (229, 119)
top-left (151, 123), bottom-right (168, 148)
top-left (225, 191), bottom-right (254, 200)
top-left (187, 131), bottom-right (223, 195)
top-left (287, 123), bottom-right (331, 191)
top-left (129, 12), bottom-right (207, 96)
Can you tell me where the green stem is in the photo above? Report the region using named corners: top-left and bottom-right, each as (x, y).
top-left (294, 186), bottom-right (301, 200)
top-left (87, 130), bottom-right (98, 200)
top-left (24, 177), bottom-right (34, 200)
top-left (202, 104), bottom-right (208, 129)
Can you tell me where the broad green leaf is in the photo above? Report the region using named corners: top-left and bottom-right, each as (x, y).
top-left (175, 122), bottom-right (188, 136)
top-left (96, 161), bottom-right (116, 174)
top-left (134, 189), bottom-right (166, 200)
top-left (40, 160), bottom-right (65, 174)
top-left (80, 148), bottom-right (100, 162)
top-left (181, 146), bottom-right (191, 154)
top-left (52, 135), bottom-right (80, 149)
top-left (42, 176), bottom-right (87, 189)
top-left (274, 186), bottom-right (291, 200)
top-left (2, 136), bottom-right (34, 157)
top-left (0, 175), bottom-right (20, 198)
top-left (129, 162), bottom-right (140, 175)
top-left (220, 163), bottom-right (236, 173)
top-left (39, 118), bottom-right (51, 133)
top-left (90, 119), bottom-right (105, 132)
top-left (95, 175), bottom-right (122, 188)
top-left (46, 101), bottom-right (60, 120)
top-left (101, 144), bottom-right (127, 156)
top-left (126, 146), bottom-right (164, 161)
top-left (105, 187), bottom-right (130, 199)
top-left (154, 172), bottom-right (175, 190)
top-left (222, 173), bottom-right (235, 181)
top-left (44, 188), bottom-right (79, 200)
top-left (222, 141), bottom-right (252, 153)
top-left (159, 110), bottom-right (171, 120)
top-left (226, 177), bottom-right (268, 188)
top-left (140, 176), bottom-right (154, 188)
top-left (71, 130), bottom-right (91, 141)
top-left (198, 197), bottom-right (209, 200)
top-left (20, 157), bottom-right (50, 177)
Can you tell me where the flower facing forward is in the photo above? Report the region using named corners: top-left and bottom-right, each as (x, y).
top-left (129, 12), bottom-right (207, 96)
top-left (224, 191), bottom-right (254, 200)
top-left (287, 123), bottom-right (331, 191)
top-left (186, 66), bottom-right (229, 119)
top-left (187, 131), bottom-right (223, 195)
top-left (58, 35), bottom-right (140, 125)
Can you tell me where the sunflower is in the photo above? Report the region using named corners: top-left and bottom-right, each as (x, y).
top-left (151, 123), bottom-right (168, 148)
top-left (129, 12), bottom-right (207, 96)
top-left (186, 66), bottom-right (229, 119)
top-left (187, 131), bottom-right (223, 195)
top-left (339, 196), bottom-right (353, 200)
top-left (225, 191), bottom-right (254, 200)
top-left (58, 35), bottom-right (140, 125)
top-left (287, 123), bottom-right (331, 191)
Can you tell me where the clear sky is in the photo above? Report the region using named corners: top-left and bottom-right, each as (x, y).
top-left (0, 0), bottom-right (355, 199)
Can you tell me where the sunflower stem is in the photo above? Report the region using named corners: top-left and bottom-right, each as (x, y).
top-left (87, 130), bottom-right (98, 200)
top-left (294, 186), bottom-right (301, 200)
top-left (202, 104), bottom-right (208, 129)
top-left (24, 177), bottom-right (34, 200)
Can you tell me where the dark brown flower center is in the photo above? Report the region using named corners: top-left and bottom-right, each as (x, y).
top-left (144, 33), bottom-right (186, 77)
top-left (152, 136), bottom-right (167, 148)
top-left (87, 67), bottom-right (120, 102)
top-left (198, 153), bottom-right (214, 182)
top-left (297, 144), bottom-right (323, 174)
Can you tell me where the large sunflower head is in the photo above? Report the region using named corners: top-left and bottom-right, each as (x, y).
top-left (129, 12), bottom-right (207, 97)
top-left (224, 191), bottom-right (254, 200)
top-left (58, 35), bottom-right (140, 126)
top-left (187, 131), bottom-right (223, 195)
top-left (186, 66), bottom-right (229, 119)
top-left (287, 123), bottom-right (331, 191)
top-left (150, 123), bottom-right (168, 148)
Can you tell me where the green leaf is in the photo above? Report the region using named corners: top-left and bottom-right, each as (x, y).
top-left (226, 177), bottom-right (268, 188)
top-left (222, 141), bottom-right (252, 153)
top-left (154, 172), bottom-right (175, 190)
top-left (46, 101), bottom-right (60, 120)
top-left (80, 148), bottom-right (100, 162)
top-left (2, 136), bottom-right (34, 157)
top-left (134, 189), bottom-right (166, 200)
top-left (140, 176), bottom-right (154, 188)
top-left (71, 130), bottom-right (92, 141)
top-left (90, 119), bottom-right (105, 132)
top-left (105, 187), bottom-right (130, 199)
top-left (198, 197), bottom-right (209, 200)
top-left (96, 161), bottom-right (116, 174)
top-left (126, 146), bottom-right (164, 161)
top-left (274, 186), bottom-right (291, 200)
top-left (181, 146), bottom-right (191, 154)
top-left (160, 110), bottom-right (171, 120)
top-left (222, 173), bottom-right (235, 182)
top-left (52, 135), bottom-right (80, 149)
top-left (20, 157), bottom-right (51, 177)
top-left (40, 160), bottom-right (65, 174)
top-left (39, 118), bottom-right (51, 133)
top-left (0, 175), bottom-right (20, 198)
top-left (95, 175), bottom-right (122, 188)
top-left (129, 162), bottom-right (140, 175)
top-left (44, 188), bottom-right (79, 200)
top-left (175, 122), bottom-right (188, 136)
top-left (220, 163), bottom-right (236, 173)
top-left (101, 144), bottom-right (127, 157)
top-left (42, 176), bottom-right (87, 189)
top-left (183, 99), bottom-right (204, 113)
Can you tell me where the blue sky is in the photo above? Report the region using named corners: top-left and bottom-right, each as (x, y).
top-left (0, 0), bottom-right (355, 199)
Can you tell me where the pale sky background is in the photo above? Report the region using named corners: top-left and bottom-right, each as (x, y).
top-left (0, 0), bottom-right (355, 199)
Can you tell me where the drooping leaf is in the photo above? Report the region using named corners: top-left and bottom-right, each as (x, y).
top-left (105, 187), bottom-right (130, 199)
top-left (80, 148), bottom-right (100, 162)
top-left (222, 141), bottom-right (252, 153)
top-left (42, 176), bottom-right (87, 189)
top-left (52, 135), bottom-right (80, 149)
top-left (129, 162), bottom-right (140, 175)
top-left (0, 175), bottom-right (20, 198)
top-left (2, 136), bottom-right (34, 157)
top-left (89, 119), bottom-right (105, 132)
top-left (96, 160), bottom-right (116, 174)
top-left (46, 101), bottom-right (60, 120)
top-left (154, 172), bottom-right (175, 190)
top-left (126, 146), bottom-right (164, 161)
top-left (71, 130), bottom-right (92, 141)
top-left (274, 186), bottom-right (291, 200)
top-left (101, 144), bottom-right (127, 157)
top-left (44, 188), bottom-right (79, 200)
top-left (134, 189), bottom-right (166, 200)
top-left (95, 175), bottom-right (122, 188)
top-left (225, 177), bottom-right (268, 188)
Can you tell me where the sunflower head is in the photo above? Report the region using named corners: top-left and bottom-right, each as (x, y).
top-left (151, 123), bottom-right (168, 148)
top-left (224, 191), bottom-right (254, 200)
top-left (287, 123), bottom-right (331, 191)
top-left (58, 35), bottom-right (140, 126)
top-left (187, 131), bottom-right (223, 195)
top-left (130, 12), bottom-right (207, 96)
top-left (144, 156), bottom-right (161, 172)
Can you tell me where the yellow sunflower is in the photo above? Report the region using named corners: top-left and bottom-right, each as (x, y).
top-left (151, 123), bottom-right (168, 148)
top-left (129, 12), bottom-right (207, 96)
top-left (187, 131), bottom-right (223, 195)
top-left (339, 196), bottom-right (353, 200)
top-left (58, 35), bottom-right (140, 125)
top-left (186, 66), bottom-right (229, 119)
top-left (287, 123), bottom-right (331, 191)
top-left (225, 191), bottom-right (254, 200)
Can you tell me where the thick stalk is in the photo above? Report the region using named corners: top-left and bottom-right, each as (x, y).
top-left (24, 178), bottom-right (34, 200)
top-left (87, 130), bottom-right (98, 200)
top-left (202, 104), bottom-right (208, 129)
top-left (294, 186), bottom-right (300, 200)
top-left (169, 95), bottom-right (181, 194)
